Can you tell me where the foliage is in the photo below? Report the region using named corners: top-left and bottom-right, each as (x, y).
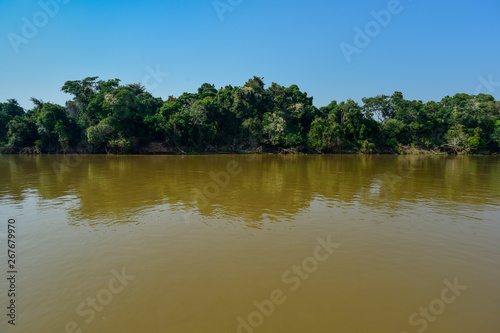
top-left (1, 78), bottom-right (499, 154)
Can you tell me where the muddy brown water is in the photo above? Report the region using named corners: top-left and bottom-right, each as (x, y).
top-left (0, 154), bottom-right (499, 333)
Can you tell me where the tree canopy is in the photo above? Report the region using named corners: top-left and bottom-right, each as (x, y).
top-left (1, 76), bottom-right (499, 154)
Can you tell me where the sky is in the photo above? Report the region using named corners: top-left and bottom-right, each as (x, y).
top-left (1, 0), bottom-right (499, 109)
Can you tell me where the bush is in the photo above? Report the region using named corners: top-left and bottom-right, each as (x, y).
top-left (358, 139), bottom-right (376, 153)
top-left (106, 138), bottom-right (131, 153)
top-left (385, 138), bottom-right (397, 147)
top-left (86, 118), bottom-right (116, 144)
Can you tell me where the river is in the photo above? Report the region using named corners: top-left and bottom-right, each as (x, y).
top-left (0, 154), bottom-right (499, 332)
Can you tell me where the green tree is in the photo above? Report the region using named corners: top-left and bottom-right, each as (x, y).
top-left (0, 99), bottom-right (25, 142)
top-left (36, 103), bottom-right (77, 148)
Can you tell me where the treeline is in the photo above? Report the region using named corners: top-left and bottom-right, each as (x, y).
top-left (1, 76), bottom-right (500, 154)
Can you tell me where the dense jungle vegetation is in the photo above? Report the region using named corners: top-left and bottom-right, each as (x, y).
top-left (1, 76), bottom-right (499, 154)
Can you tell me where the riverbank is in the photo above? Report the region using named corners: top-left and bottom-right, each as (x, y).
top-left (0, 142), bottom-right (496, 155)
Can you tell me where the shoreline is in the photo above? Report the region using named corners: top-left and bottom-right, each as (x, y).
top-left (0, 143), bottom-right (497, 156)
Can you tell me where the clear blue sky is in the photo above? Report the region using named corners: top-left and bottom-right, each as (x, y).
top-left (1, 0), bottom-right (499, 109)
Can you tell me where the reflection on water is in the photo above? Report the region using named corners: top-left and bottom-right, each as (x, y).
top-left (0, 154), bottom-right (499, 333)
top-left (1, 155), bottom-right (499, 227)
